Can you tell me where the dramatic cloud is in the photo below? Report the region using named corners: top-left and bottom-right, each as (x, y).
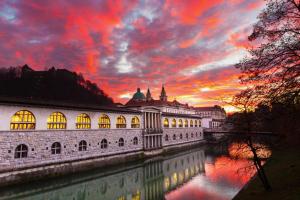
top-left (0, 0), bottom-right (265, 111)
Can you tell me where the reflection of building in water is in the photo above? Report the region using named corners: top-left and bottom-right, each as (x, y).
top-left (0, 149), bottom-right (205, 200)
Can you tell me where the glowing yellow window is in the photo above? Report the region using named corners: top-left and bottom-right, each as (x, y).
top-left (131, 116), bottom-right (140, 128)
top-left (99, 114), bottom-right (110, 128)
top-left (184, 120), bottom-right (188, 127)
top-left (47, 112), bottom-right (67, 129)
top-left (195, 120), bottom-right (198, 127)
top-left (10, 110), bottom-right (36, 130)
top-left (171, 119), bottom-right (176, 128)
top-left (76, 113), bottom-right (91, 129)
top-left (116, 115), bottom-right (126, 128)
top-left (164, 118), bottom-right (169, 128)
top-left (190, 120), bottom-right (194, 127)
top-left (178, 119), bottom-right (183, 127)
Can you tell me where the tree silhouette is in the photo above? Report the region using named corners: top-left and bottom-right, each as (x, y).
top-left (0, 65), bottom-right (114, 106)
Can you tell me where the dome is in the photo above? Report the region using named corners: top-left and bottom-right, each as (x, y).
top-left (132, 88), bottom-right (146, 101)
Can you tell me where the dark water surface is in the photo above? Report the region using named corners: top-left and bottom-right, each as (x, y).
top-left (0, 143), bottom-right (260, 200)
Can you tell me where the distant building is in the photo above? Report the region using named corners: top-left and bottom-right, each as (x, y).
top-left (194, 105), bottom-right (226, 128)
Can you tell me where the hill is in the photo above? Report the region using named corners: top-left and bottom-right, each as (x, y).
top-left (0, 65), bottom-right (114, 106)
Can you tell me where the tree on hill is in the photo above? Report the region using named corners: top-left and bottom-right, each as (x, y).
top-left (0, 65), bottom-right (114, 106)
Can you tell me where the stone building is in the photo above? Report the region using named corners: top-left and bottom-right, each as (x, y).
top-left (194, 105), bottom-right (226, 128)
top-left (0, 86), bottom-right (204, 181)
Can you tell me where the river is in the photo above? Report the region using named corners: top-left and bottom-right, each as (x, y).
top-left (0, 142), bottom-right (266, 200)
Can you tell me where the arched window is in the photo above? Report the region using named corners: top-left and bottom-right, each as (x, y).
top-left (178, 119), bottom-right (183, 128)
top-left (79, 140), bottom-right (87, 151)
top-left (199, 120), bottom-right (201, 127)
top-left (180, 134), bottom-right (183, 139)
top-left (51, 142), bottom-right (61, 154)
top-left (76, 113), bottom-right (91, 129)
top-left (99, 114), bottom-right (110, 128)
top-left (190, 120), bottom-right (194, 127)
top-left (164, 118), bottom-right (169, 128)
top-left (119, 138), bottom-right (124, 147)
top-left (11, 110), bottom-right (35, 130)
top-left (165, 135), bottom-right (169, 141)
top-left (171, 119), bottom-right (176, 128)
top-left (173, 134), bottom-right (176, 140)
top-left (116, 116), bottom-right (126, 128)
top-left (133, 137), bottom-right (138, 145)
top-left (14, 144), bottom-right (28, 158)
top-left (184, 119), bottom-right (188, 127)
top-left (101, 139), bottom-right (108, 149)
top-left (47, 112), bottom-right (67, 129)
top-left (195, 120), bottom-right (198, 127)
top-left (131, 116), bottom-right (140, 128)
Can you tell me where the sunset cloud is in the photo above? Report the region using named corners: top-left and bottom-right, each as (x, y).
top-left (0, 0), bottom-right (265, 112)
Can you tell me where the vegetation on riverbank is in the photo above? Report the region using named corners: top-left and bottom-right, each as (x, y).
top-left (234, 144), bottom-right (300, 200)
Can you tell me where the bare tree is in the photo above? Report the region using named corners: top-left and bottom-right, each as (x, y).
top-left (236, 0), bottom-right (300, 104)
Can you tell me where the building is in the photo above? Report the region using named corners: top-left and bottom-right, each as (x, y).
top-left (194, 105), bottom-right (226, 128)
top-left (0, 86), bottom-right (205, 183)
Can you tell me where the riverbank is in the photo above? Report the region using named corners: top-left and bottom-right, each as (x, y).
top-left (234, 144), bottom-right (300, 200)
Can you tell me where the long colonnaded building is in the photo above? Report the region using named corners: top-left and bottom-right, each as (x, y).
top-left (0, 86), bottom-right (218, 185)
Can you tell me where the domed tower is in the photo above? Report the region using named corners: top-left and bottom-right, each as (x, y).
top-left (132, 88), bottom-right (146, 102)
top-left (160, 85), bottom-right (168, 101)
top-left (146, 88), bottom-right (153, 101)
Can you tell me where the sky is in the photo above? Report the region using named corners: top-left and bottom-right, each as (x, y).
top-left (0, 0), bottom-right (265, 112)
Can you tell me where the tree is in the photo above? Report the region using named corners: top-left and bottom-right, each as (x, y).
top-left (236, 0), bottom-right (300, 104)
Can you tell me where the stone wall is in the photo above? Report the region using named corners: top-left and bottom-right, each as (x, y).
top-left (0, 129), bottom-right (143, 172)
top-left (162, 128), bottom-right (204, 147)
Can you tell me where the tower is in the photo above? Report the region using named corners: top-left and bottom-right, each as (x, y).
top-left (160, 85), bottom-right (168, 101)
top-left (146, 88), bottom-right (153, 101)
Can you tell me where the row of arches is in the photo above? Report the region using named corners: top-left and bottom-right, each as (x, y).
top-left (163, 118), bottom-right (201, 128)
top-left (14, 137), bottom-right (139, 158)
top-left (10, 110), bottom-right (140, 130)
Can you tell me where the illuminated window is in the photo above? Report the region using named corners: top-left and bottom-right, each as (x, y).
top-left (51, 142), bottom-right (61, 154)
top-left (116, 116), bottom-right (126, 128)
top-left (10, 110), bottom-right (35, 130)
top-left (99, 114), bottom-right (110, 129)
top-left (178, 119), bottom-right (183, 128)
top-left (199, 120), bottom-right (201, 127)
top-left (171, 119), bottom-right (176, 128)
top-left (184, 120), bottom-right (188, 127)
top-left (132, 190), bottom-right (141, 200)
top-left (76, 113), bottom-right (91, 129)
top-left (190, 120), bottom-right (193, 127)
top-left (195, 120), bottom-right (198, 127)
top-left (133, 137), bottom-right (138, 145)
top-left (15, 144), bottom-right (28, 158)
top-left (47, 112), bottom-right (67, 129)
top-left (119, 138), bottom-right (124, 147)
top-left (164, 118), bottom-right (169, 128)
top-left (79, 140), bottom-right (87, 151)
top-left (131, 116), bottom-right (140, 128)
top-left (101, 139), bottom-right (108, 149)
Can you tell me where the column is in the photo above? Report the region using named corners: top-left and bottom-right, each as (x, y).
top-left (154, 113), bottom-right (157, 129)
top-left (144, 112), bottom-right (146, 129)
top-left (147, 112), bottom-right (150, 129)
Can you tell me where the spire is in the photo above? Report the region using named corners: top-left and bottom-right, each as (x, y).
top-left (146, 87), bottom-right (152, 101)
top-left (160, 84), bottom-right (168, 101)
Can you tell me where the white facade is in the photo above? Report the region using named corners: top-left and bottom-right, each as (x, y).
top-left (0, 103), bottom-right (204, 173)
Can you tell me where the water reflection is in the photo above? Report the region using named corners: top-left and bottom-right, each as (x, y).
top-left (0, 144), bottom-right (261, 200)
